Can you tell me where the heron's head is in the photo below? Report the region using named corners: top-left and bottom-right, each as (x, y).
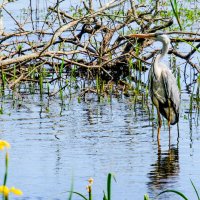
top-left (154, 33), bottom-right (170, 44)
top-left (126, 32), bottom-right (170, 44)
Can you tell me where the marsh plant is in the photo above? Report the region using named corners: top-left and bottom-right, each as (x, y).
top-left (0, 0), bottom-right (199, 101)
top-left (0, 140), bottom-right (22, 200)
top-left (144, 180), bottom-right (200, 200)
top-left (69, 173), bottom-right (115, 200)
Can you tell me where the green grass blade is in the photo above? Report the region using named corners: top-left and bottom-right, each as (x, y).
top-left (190, 180), bottom-right (200, 200)
top-left (173, 0), bottom-right (178, 13)
top-left (89, 188), bottom-right (92, 200)
top-left (59, 58), bottom-right (65, 76)
top-left (3, 152), bottom-right (9, 186)
top-left (103, 173), bottom-right (115, 200)
top-left (71, 191), bottom-right (88, 200)
top-left (103, 191), bottom-right (107, 200)
top-left (107, 173), bottom-right (113, 200)
top-left (169, 0), bottom-right (182, 30)
top-left (158, 189), bottom-right (188, 200)
top-left (144, 194), bottom-right (151, 200)
top-left (68, 177), bottom-right (74, 200)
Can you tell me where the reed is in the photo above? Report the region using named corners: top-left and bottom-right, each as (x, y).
top-left (59, 59), bottom-right (65, 77)
top-left (103, 173), bottom-right (115, 200)
top-left (1, 70), bottom-right (6, 90)
top-left (59, 89), bottom-right (64, 102)
top-left (169, 0), bottom-right (182, 30)
top-left (39, 71), bottom-right (43, 97)
top-left (0, 106), bottom-right (3, 114)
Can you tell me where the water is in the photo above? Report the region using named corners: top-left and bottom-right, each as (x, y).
top-left (0, 0), bottom-right (199, 199)
top-left (0, 92), bottom-right (198, 200)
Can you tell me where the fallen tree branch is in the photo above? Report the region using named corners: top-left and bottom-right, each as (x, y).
top-left (0, 0), bottom-right (199, 94)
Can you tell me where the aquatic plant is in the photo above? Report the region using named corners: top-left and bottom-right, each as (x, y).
top-left (144, 179), bottom-right (200, 200)
top-left (144, 194), bottom-right (151, 200)
top-left (0, 186), bottom-right (22, 200)
top-left (103, 173), bottom-right (115, 200)
top-left (0, 0), bottom-right (199, 99)
top-left (0, 140), bottom-right (23, 200)
top-left (157, 180), bottom-right (199, 200)
top-left (71, 177), bottom-right (93, 200)
top-left (70, 173), bottom-right (115, 200)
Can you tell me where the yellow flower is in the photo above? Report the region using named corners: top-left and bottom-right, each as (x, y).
top-left (0, 186), bottom-right (9, 197)
top-left (0, 140), bottom-right (10, 151)
top-left (0, 185), bottom-right (23, 197)
top-left (88, 178), bottom-right (94, 185)
top-left (10, 187), bottom-right (23, 195)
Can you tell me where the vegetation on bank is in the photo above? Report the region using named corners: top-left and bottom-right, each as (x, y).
top-left (0, 0), bottom-right (199, 100)
top-left (0, 0), bottom-right (198, 118)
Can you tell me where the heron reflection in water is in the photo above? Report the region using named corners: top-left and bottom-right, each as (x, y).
top-left (147, 144), bottom-right (180, 194)
top-left (127, 33), bottom-right (180, 141)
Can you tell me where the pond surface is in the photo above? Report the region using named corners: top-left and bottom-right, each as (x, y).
top-left (0, 91), bottom-right (199, 200)
top-left (0, 0), bottom-right (199, 200)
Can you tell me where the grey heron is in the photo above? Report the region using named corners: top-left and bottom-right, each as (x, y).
top-left (127, 33), bottom-right (180, 140)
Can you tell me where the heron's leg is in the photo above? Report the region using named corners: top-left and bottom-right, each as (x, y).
top-left (168, 119), bottom-right (171, 147)
top-left (157, 108), bottom-right (162, 141)
top-left (168, 101), bottom-right (171, 145)
top-left (168, 120), bottom-right (171, 134)
top-left (177, 122), bottom-right (180, 138)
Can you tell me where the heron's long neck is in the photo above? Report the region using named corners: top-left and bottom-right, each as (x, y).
top-left (153, 40), bottom-right (170, 79)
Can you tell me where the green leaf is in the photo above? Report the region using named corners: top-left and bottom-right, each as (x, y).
top-left (158, 189), bottom-right (188, 200)
top-left (173, 0), bottom-right (178, 13)
top-left (3, 152), bottom-right (9, 186)
top-left (169, 0), bottom-right (182, 30)
top-left (144, 194), bottom-right (151, 200)
top-left (68, 177), bottom-right (74, 200)
top-left (190, 180), bottom-right (200, 200)
top-left (103, 191), bottom-right (108, 200)
top-left (107, 173), bottom-right (111, 200)
top-left (103, 173), bottom-right (116, 200)
top-left (71, 191), bottom-right (88, 200)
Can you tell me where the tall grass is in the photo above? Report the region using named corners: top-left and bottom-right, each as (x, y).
top-left (170, 0), bottom-right (182, 30)
top-left (103, 173), bottom-right (115, 200)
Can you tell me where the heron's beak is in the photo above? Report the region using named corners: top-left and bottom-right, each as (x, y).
top-left (126, 33), bottom-right (156, 39)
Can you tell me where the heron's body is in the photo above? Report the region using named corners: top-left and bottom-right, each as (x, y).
top-left (148, 59), bottom-right (180, 125)
top-left (127, 33), bottom-right (180, 139)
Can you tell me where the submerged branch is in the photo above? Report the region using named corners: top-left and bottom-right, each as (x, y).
top-left (0, 0), bottom-right (199, 93)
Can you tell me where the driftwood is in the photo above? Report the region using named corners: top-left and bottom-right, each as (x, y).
top-left (0, 0), bottom-right (199, 94)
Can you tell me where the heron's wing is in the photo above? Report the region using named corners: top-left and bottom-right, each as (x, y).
top-left (148, 64), bottom-right (167, 104)
top-left (161, 67), bottom-right (180, 114)
top-left (148, 67), bottom-right (153, 97)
